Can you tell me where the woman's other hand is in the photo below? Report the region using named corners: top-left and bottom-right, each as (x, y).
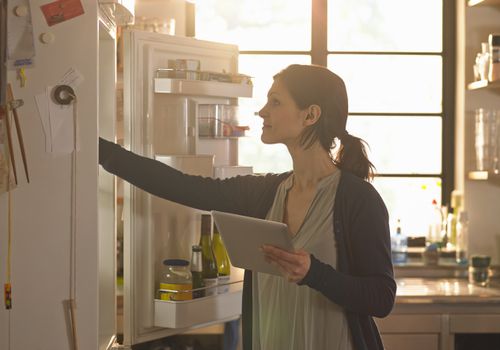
top-left (261, 245), bottom-right (311, 283)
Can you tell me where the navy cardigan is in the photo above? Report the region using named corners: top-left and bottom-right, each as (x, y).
top-left (99, 138), bottom-right (396, 350)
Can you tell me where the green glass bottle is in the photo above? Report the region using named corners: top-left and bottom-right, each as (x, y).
top-left (199, 214), bottom-right (218, 296)
top-left (190, 245), bottom-right (205, 298)
top-left (213, 223), bottom-right (231, 293)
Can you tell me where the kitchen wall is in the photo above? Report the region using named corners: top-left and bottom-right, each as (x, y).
top-left (457, 0), bottom-right (500, 264)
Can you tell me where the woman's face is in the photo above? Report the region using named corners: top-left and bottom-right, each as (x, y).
top-left (258, 78), bottom-right (307, 146)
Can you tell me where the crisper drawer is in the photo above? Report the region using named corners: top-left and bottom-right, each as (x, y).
top-left (154, 288), bottom-right (243, 329)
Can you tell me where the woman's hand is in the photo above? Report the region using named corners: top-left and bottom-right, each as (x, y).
top-left (261, 245), bottom-right (311, 283)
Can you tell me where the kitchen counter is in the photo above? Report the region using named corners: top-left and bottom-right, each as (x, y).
top-left (395, 277), bottom-right (500, 304)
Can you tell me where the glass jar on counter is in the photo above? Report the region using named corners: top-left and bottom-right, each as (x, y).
top-left (159, 259), bottom-right (193, 301)
top-left (468, 255), bottom-right (491, 287)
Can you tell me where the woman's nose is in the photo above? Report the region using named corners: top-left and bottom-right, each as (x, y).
top-left (258, 106), bottom-right (266, 118)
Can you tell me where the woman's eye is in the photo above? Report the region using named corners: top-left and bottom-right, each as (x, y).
top-left (271, 99), bottom-right (280, 106)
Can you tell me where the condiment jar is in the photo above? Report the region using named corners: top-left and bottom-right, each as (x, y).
top-left (159, 259), bottom-right (193, 301)
top-left (468, 255), bottom-right (491, 287)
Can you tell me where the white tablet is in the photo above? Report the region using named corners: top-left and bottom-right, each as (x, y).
top-left (211, 210), bottom-right (294, 276)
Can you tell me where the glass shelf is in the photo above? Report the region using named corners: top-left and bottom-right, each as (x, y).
top-left (468, 0), bottom-right (500, 7)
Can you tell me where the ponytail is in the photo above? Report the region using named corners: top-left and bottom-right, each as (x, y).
top-left (334, 133), bottom-right (375, 181)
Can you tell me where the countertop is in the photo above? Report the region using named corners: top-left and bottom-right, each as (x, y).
top-left (395, 278), bottom-right (500, 304)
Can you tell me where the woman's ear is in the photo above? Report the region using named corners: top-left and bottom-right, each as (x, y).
top-left (304, 105), bottom-right (321, 126)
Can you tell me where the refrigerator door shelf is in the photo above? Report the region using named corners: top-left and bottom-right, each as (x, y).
top-left (154, 284), bottom-right (243, 329)
top-left (154, 78), bottom-right (252, 98)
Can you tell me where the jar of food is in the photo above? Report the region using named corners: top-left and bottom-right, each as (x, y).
top-left (159, 259), bottom-right (193, 301)
top-left (468, 255), bottom-right (491, 287)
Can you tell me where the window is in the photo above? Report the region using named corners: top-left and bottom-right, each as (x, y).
top-left (195, 0), bottom-right (455, 236)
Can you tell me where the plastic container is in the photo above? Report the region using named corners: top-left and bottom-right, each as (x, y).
top-left (159, 259), bottom-right (193, 301)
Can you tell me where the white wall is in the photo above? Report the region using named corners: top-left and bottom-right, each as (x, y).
top-left (0, 1), bottom-right (100, 349)
top-left (457, 0), bottom-right (500, 264)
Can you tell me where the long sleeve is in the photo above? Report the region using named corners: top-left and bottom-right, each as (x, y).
top-left (299, 176), bottom-right (396, 318)
top-left (99, 137), bottom-right (288, 218)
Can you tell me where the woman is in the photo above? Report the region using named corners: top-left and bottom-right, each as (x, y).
top-left (99, 64), bottom-right (396, 350)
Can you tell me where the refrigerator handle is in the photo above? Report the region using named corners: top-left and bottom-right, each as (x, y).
top-left (187, 99), bottom-right (198, 154)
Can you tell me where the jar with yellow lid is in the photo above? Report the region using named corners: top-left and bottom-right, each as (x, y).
top-left (159, 259), bottom-right (193, 301)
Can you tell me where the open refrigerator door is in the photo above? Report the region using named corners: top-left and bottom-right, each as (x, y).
top-left (121, 30), bottom-right (253, 346)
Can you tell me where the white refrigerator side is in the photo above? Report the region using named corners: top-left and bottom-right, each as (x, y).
top-left (0, 2), bottom-right (101, 349)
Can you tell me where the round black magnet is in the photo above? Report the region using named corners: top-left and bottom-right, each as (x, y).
top-left (53, 85), bottom-right (75, 105)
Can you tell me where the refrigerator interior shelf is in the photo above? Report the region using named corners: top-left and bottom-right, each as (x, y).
top-left (154, 78), bottom-right (252, 98)
top-left (154, 283), bottom-right (243, 329)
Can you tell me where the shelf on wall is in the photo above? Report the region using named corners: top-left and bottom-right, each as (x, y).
top-left (468, 171), bottom-right (500, 185)
top-left (467, 79), bottom-right (500, 90)
top-left (468, 0), bottom-right (500, 7)
top-left (154, 78), bottom-right (253, 98)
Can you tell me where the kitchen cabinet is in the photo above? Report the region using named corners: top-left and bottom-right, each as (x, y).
top-left (376, 278), bottom-right (500, 350)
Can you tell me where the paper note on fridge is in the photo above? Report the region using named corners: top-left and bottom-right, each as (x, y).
top-left (47, 86), bottom-right (79, 155)
top-left (34, 92), bottom-right (51, 152)
top-left (34, 86), bottom-right (79, 155)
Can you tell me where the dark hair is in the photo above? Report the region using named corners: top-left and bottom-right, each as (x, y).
top-left (273, 64), bottom-right (375, 181)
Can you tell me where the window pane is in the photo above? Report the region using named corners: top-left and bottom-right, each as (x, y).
top-left (328, 55), bottom-right (442, 113)
top-left (347, 116), bottom-right (442, 174)
top-left (373, 177), bottom-right (442, 237)
top-left (328, 0), bottom-right (443, 52)
top-left (237, 55), bottom-right (311, 173)
top-left (195, 0), bottom-right (311, 51)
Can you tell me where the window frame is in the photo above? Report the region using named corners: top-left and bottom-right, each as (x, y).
top-left (238, 0), bottom-right (456, 206)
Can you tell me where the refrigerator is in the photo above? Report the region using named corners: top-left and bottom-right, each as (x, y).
top-left (0, 1), bottom-right (133, 350)
top-left (119, 30), bottom-right (253, 346)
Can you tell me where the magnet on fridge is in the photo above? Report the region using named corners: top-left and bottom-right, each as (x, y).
top-left (14, 5), bottom-right (28, 17)
top-left (40, 32), bottom-right (55, 44)
top-left (18, 68), bottom-right (26, 87)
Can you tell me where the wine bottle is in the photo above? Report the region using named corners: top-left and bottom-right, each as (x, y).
top-left (199, 214), bottom-right (218, 296)
top-left (190, 245), bottom-right (205, 298)
top-left (213, 223), bottom-right (231, 293)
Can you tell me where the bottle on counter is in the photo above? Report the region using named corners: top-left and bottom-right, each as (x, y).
top-left (391, 218), bottom-right (408, 264)
top-left (455, 210), bottom-right (469, 265)
top-left (199, 214), bottom-right (218, 296)
top-left (159, 259), bottom-right (192, 301)
top-left (447, 190), bottom-right (464, 247)
top-left (190, 245), bottom-right (205, 299)
top-left (213, 223), bottom-right (231, 293)
top-left (427, 199), bottom-right (443, 245)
